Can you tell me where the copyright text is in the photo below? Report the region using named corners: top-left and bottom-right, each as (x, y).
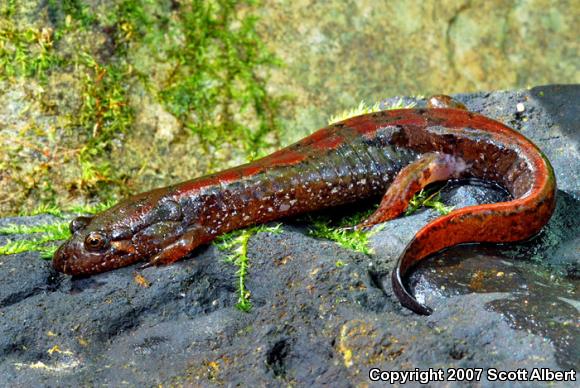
top-left (368, 367), bottom-right (577, 384)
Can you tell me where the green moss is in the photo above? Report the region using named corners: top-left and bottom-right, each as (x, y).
top-left (20, 203), bottom-right (64, 218)
top-left (65, 199), bottom-right (117, 215)
top-left (328, 97), bottom-right (418, 125)
top-left (405, 189), bottom-right (454, 216)
top-left (0, 222), bottom-right (69, 236)
top-left (0, 1), bottom-right (134, 211)
top-left (159, 0), bottom-right (284, 168)
top-left (48, 0), bottom-right (98, 29)
top-left (1, 0), bottom-right (284, 215)
top-left (0, 240), bottom-right (44, 256)
top-left (307, 217), bottom-right (377, 256)
top-left (73, 53), bottom-right (134, 197)
top-left (215, 224), bottom-right (282, 312)
top-left (328, 101), bottom-right (381, 125)
top-left (1, 1), bottom-right (17, 17)
top-left (0, 200), bottom-right (117, 259)
top-left (0, 221), bottom-right (70, 259)
top-left (0, 23), bottom-right (62, 81)
top-left (17, 199), bottom-right (116, 218)
top-left (305, 206), bottom-right (379, 255)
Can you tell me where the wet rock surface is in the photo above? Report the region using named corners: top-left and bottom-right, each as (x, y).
top-left (0, 86), bottom-right (578, 386)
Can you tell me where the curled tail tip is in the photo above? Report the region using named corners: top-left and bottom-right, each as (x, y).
top-left (391, 266), bottom-right (433, 316)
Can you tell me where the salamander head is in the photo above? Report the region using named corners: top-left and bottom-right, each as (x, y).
top-left (53, 192), bottom-right (193, 276)
top-left (53, 213), bottom-right (135, 275)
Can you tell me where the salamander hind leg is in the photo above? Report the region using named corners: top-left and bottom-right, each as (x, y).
top-left (357, 152), bottom-right (468, 229)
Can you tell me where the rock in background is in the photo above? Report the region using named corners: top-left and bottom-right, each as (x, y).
top-left (258, 0), bottom-right (580, 136)
top-left (0, 86), bottom-right (578, 386)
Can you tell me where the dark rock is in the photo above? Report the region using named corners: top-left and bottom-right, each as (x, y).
top-left (0, 86), bottom-right (578, 386)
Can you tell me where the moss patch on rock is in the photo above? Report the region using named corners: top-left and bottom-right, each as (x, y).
top-left (0, 0), bottom-right (285, 215)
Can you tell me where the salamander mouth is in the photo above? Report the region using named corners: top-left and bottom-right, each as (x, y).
top-left (53, 240), bottom-right (141, 276)
top-left (60, 253), bottom-right (78, 274)
top-left (53, 243), bottom-right (76, 275)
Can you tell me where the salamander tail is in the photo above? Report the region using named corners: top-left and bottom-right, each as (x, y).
top-left (391, 261), bottom-right (433, 315)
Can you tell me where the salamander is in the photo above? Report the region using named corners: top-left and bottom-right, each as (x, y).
top-left (53, 95), bottom-right (556, 315)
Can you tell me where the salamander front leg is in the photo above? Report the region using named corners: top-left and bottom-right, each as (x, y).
top-left (357, 152), bottom-right (467, 229)
top-left (141, 226), bottom-right (211, 268)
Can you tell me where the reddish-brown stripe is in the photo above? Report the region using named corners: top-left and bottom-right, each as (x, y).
top-left (311, 134), bottom-right (344, 150)
top-left (262, 150), bottom-right (307, 167)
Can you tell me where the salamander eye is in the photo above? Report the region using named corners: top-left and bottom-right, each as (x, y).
top-left (84, 232), bottom-right (109, 252)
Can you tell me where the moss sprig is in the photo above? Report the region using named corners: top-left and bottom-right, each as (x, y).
top-left (405, 189), bottom-right (454, 216)
top-left (308, 219), bottom-right (375, 256)
top-left (215, 224), bottom-right (282, 312)
top-left (19, 203), bottom-right (64, 218)
top-left (65, 199), bottom-right (117, 216)
top-left (305, 205), bottom-right (380, 257)
top-left (0, 221), bottom-right (70, 259)
top-left (328, 97), bottom-right (418, 125)
top-left (0, 200), bottom-right (118, 259)
top-left (0, 24), bottom-right (62, 80)
top-left (0, 222), bottom-right (69, 236)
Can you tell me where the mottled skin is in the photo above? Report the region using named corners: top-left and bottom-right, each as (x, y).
top-left (54, 96), bottom-right (556, 315)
